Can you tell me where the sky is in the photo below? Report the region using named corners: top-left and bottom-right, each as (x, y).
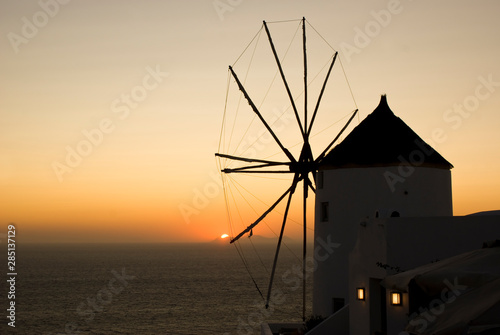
top-left (1, 0), bottom-right (499, 243)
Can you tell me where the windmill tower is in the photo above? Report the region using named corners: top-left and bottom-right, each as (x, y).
top-left (312, 95), bottom-right (453, 317)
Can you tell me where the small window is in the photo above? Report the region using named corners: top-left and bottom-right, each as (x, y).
top-left (391, 211), bottom-right (400, 217)
top-left (332, 298), bottom-right (345, 313)
top-left (317, 171), bottom-right (324, 189)
top-left (321, 202), bottom-right (329, 222)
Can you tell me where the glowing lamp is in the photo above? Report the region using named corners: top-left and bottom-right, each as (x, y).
top-left (356, 288), bottom-right (365, 301)
top-left (391, 292), bottom-right (402, 306)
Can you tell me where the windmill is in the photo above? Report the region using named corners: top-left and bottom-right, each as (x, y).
top-left (215, 17), bottom-right (358, 321)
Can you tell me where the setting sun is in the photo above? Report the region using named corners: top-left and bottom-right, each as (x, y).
top-left (220, 234), bottom-right (229, 239)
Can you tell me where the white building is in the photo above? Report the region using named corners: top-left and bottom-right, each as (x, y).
top-left (308, 95), bottom-right (500, 334)
top-left (379, 238), bottom-right (500, 335)
top-left (347, 215), bottom-right (500, 335)
top-left (313, 95), bottom-right (453, 316)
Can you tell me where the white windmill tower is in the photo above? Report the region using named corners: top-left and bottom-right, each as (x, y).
top-left (312, 94), bottom-right (454, 317)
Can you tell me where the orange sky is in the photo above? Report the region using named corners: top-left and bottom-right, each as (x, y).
top-left (1, 1), bottom-right (499, 243)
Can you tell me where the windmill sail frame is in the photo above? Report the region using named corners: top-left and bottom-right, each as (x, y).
top-left (216, 17), bottom-right (357, 321)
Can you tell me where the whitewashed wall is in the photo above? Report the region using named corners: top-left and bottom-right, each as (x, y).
top-left (313, 165), bottom-right (452, 317)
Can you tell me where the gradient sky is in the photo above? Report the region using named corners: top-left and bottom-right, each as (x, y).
top-left (1, 0), bottom-right (499, 243)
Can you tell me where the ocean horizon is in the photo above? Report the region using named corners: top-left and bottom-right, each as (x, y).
top-left (1, 241), bottom-right (313, 334)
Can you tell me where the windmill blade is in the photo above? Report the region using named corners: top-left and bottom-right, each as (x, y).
top-left (222, 162), bottom-right (291, 174)
top-left (215, 153), bottom-right (289, 166)
top-left (230, 183), bottom-right (295, 244)
top-left (305, 175), bottom-right (316, 194)
top-left (301, 179), bottom-right (308, 321)
top-left (265, 175), bottom-right (298, 309)
top-left (302, 17), bottom-right (308, 134)
top-left (228, 66), bottom-right (296, 163)
top-left (263, 21), bottom-right (306, 140)
top-left (315, 109), bottom-right (358, 163)
top-left (309, 169), bottom-right (317, 190)
top-left (223, 169), bottom-right (293, 174)
top-left (307, 51), bottom-right (338, 138)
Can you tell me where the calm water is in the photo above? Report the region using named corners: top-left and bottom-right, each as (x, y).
top-left (1, 242), bottom-right (312, 334)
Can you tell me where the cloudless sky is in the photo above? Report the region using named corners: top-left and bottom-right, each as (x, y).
top-left (1, 0), bottom-right (499, 243)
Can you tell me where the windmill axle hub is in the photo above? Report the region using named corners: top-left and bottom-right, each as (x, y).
top-left (289, 161), bottom-right (317, 175)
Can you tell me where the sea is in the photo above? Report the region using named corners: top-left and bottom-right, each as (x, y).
top-left (1, 242), bottom-right (313, 335)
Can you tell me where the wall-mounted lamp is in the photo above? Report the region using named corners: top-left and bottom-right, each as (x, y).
top-left (357, 288), bottom-right (365, 301)
top-left (391, 292), bottom-right (402, 306)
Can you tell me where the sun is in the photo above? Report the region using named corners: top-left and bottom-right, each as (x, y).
top-left (220, 234), bottom-right (229, 239)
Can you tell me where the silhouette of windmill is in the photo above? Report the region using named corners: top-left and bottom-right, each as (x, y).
top-left (216, 17), bottom-right (357, 320)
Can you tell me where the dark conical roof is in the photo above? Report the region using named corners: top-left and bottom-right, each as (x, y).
top-left (320, 95), bottom-right (453, 170)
